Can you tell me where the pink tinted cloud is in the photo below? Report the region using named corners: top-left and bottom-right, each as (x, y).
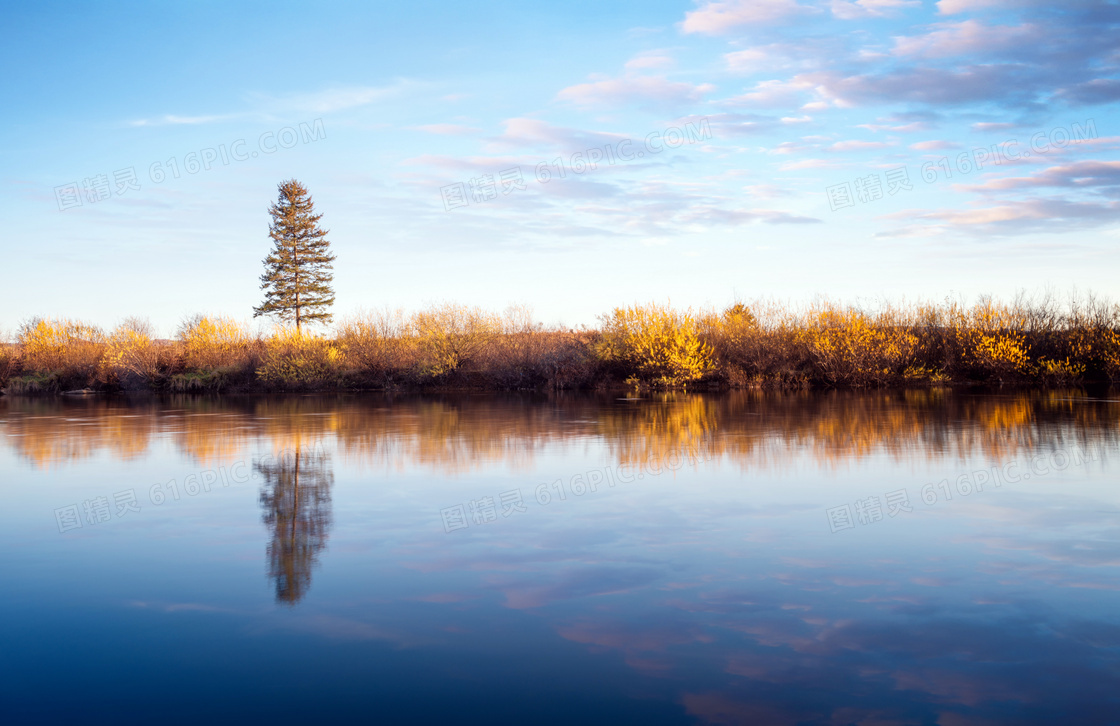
top-left (960, 161), bottom-right (1120, 191)
top-left (830, 139), bottom-right (893, 151)
top-left (724, 79), bottom-right (807, 108)
top-left (486, 118), bottom-right (625, 153)
top-left (830, 0), bottom-right (920, 20)
top-left (556, 75), bottom-right (714, 111)
top-left (892, 20), bottom-right (1043, 59)
top-left (911, 140), bottom-right (961, 150)
top-left (625, 51), bottom-right (675, 70)
top-left (681, 0), bottom-right (808, 35)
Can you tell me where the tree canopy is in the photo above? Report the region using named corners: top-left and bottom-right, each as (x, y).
top-left (253, 179), bottom-right (335, 330)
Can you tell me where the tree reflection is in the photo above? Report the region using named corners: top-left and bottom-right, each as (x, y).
top-left (5, 390), bottom-right (1119, 473)
top-left (256, 443), bottom-right (334, 605)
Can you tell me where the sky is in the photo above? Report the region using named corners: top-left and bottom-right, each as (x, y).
top-left (2, 0), bottom-right (1119, 335)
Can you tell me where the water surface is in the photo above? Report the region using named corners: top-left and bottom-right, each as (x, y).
top-left (1, 391), bottom-right (1118, 724)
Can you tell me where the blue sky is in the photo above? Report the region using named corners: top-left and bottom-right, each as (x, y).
top-left (3, 0), bottom-right (1119, 334)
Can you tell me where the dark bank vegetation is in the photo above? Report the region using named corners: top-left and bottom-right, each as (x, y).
top-left (2, 293), bottom-right (1119, 395)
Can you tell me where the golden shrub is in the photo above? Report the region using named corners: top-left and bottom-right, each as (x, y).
top-left (178, 315), bottom-right (254, 371)
top-left (597, 303), bottom-right (715, 387)
top-left (102, 318), bottom-right (163, 382)
top-left (806, 306), bottom-right (920, 385)
top-left (1035, 357), bottom-right (1086, 384)
top-left (0, 345), bottom-right (14, 387)
top-left (951, 301), bottom-right (1033, 379)
top-left (335, 308), bottom-right (413, 375)
top-left (258, 328), bottom-right (340, 384)
top-left (411, 303), bottom-right (498, 376)
top-left (18, 318), bottom-right (105, 378)
top-left (1069, 326), bottom-right (1120, 380)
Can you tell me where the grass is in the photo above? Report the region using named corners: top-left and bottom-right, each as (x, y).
top-left (2, 293), bottom-right (1119, 395)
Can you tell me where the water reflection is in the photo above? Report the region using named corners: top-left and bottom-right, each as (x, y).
top-left (256, 443), bottom-right (334, 604)
top-left (2, 390), bottom-right (1119, 724)
top-left (2, 389), bottom-right (1117, 472)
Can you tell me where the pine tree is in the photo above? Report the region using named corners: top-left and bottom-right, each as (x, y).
top-left (254, 179), bottom-right (336, 331)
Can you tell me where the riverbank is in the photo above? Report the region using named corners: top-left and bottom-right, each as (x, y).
top-left (2, 297), bottom-right (1118, 394)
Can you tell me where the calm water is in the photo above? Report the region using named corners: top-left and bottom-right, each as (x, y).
top-left (1, 391), bottom-right (1118, 725)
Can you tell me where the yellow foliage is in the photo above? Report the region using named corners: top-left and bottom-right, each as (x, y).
top-left (102, 319), bottom-right (162, 381)
top-left (953, 301), bottom-right (1032, 378)
top-left (0, 331), bottom-right (15, 386)
top-left (18, 318), bottom-right (105, 376)
top-left (706, 303), bottom-right (759, 352)
top-left (1070, 326), bottom-right (1120, 379)
top-left (598, 303), bottom-right (715, 387)
top-left (1035, 357), bottom-right (1086, 384)
top-left (336, 308), bottom-right (412, 374)
top-left (178, 315), bottom-right (254, 370)
top-left (806, 306), bottom-right (919, 385)
top-left (902, 365), bottom-right (949, 383)
top-left (412, 303), bottom-right (498, 376)
top-left (258, 328), bottom-right (339, 384)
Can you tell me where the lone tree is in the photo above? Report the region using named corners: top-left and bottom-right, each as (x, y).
top-left (254, 179), bottom-right (335, 331)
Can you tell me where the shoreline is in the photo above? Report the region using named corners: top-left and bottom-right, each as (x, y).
top-left (4, 379), bottom-right (1118, 398)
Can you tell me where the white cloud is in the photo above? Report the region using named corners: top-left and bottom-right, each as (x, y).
top-left (936, 0), bottom-right (1048, 14)
top-left (884, 197), bottom-right (1120, 236)
top-left (892, 20), bottom-right (1043, 59)
top-left (485, 118), bottom-right (626, 153)
top-left (830, 139), bottom-right (893, 151)
top-left (972, 122), bottom-right (1019, 132)
top-left (796, 66), bottom-right (1033, 107)
top-left (681, 0), bottom-right (807, 35)
top-left (830, 0), bottom-right (920, 20)
top-left (780, 158), bottom-right (842, 170)
top-left (127, 113), bottom-right (240, 127)
top-left (556, 76), bottom-right (714, 111)
top-left (960, 160), bottom-right (1120, 191)
top-left (910, 140), bottom-right (960, 150)
top-left (625, 51), bottom-right (675, 70)
top-left (724, 48), bottom-right (772, 74)
top-left (858, 121), bottom-right (931, 132)
top-left (724, 79), bottom-right (808, 108)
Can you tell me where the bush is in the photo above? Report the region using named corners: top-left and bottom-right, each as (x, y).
top-left (952, 300), bottom-right (1032, 381)
top-left (257, 328), bottom-right (340, 386)
top-left (6, 372), bottom-right (62, 395)
top-left (0, 331), bottom-right (15, 389)
top-left (805, 304), bottom-right (920, 386)
top-left (1035, 358), bottom-right (1086, 386)
top-left (412, 303), bottom-right (498, 378)
top-left (177, 315), bottom-right (257, 372)
top-left (170, 370), bottom-right (228, 392)
top-left (17, 318), bottom-right (105, 386)
top-left (597, 303), bottom-right (715, 388)
top-left (102, 317), bottom-right (165, 387)
top-left (335, 308), bottom-right (414, 384)
top-left (5, 292), bottom-right (1120, 392)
